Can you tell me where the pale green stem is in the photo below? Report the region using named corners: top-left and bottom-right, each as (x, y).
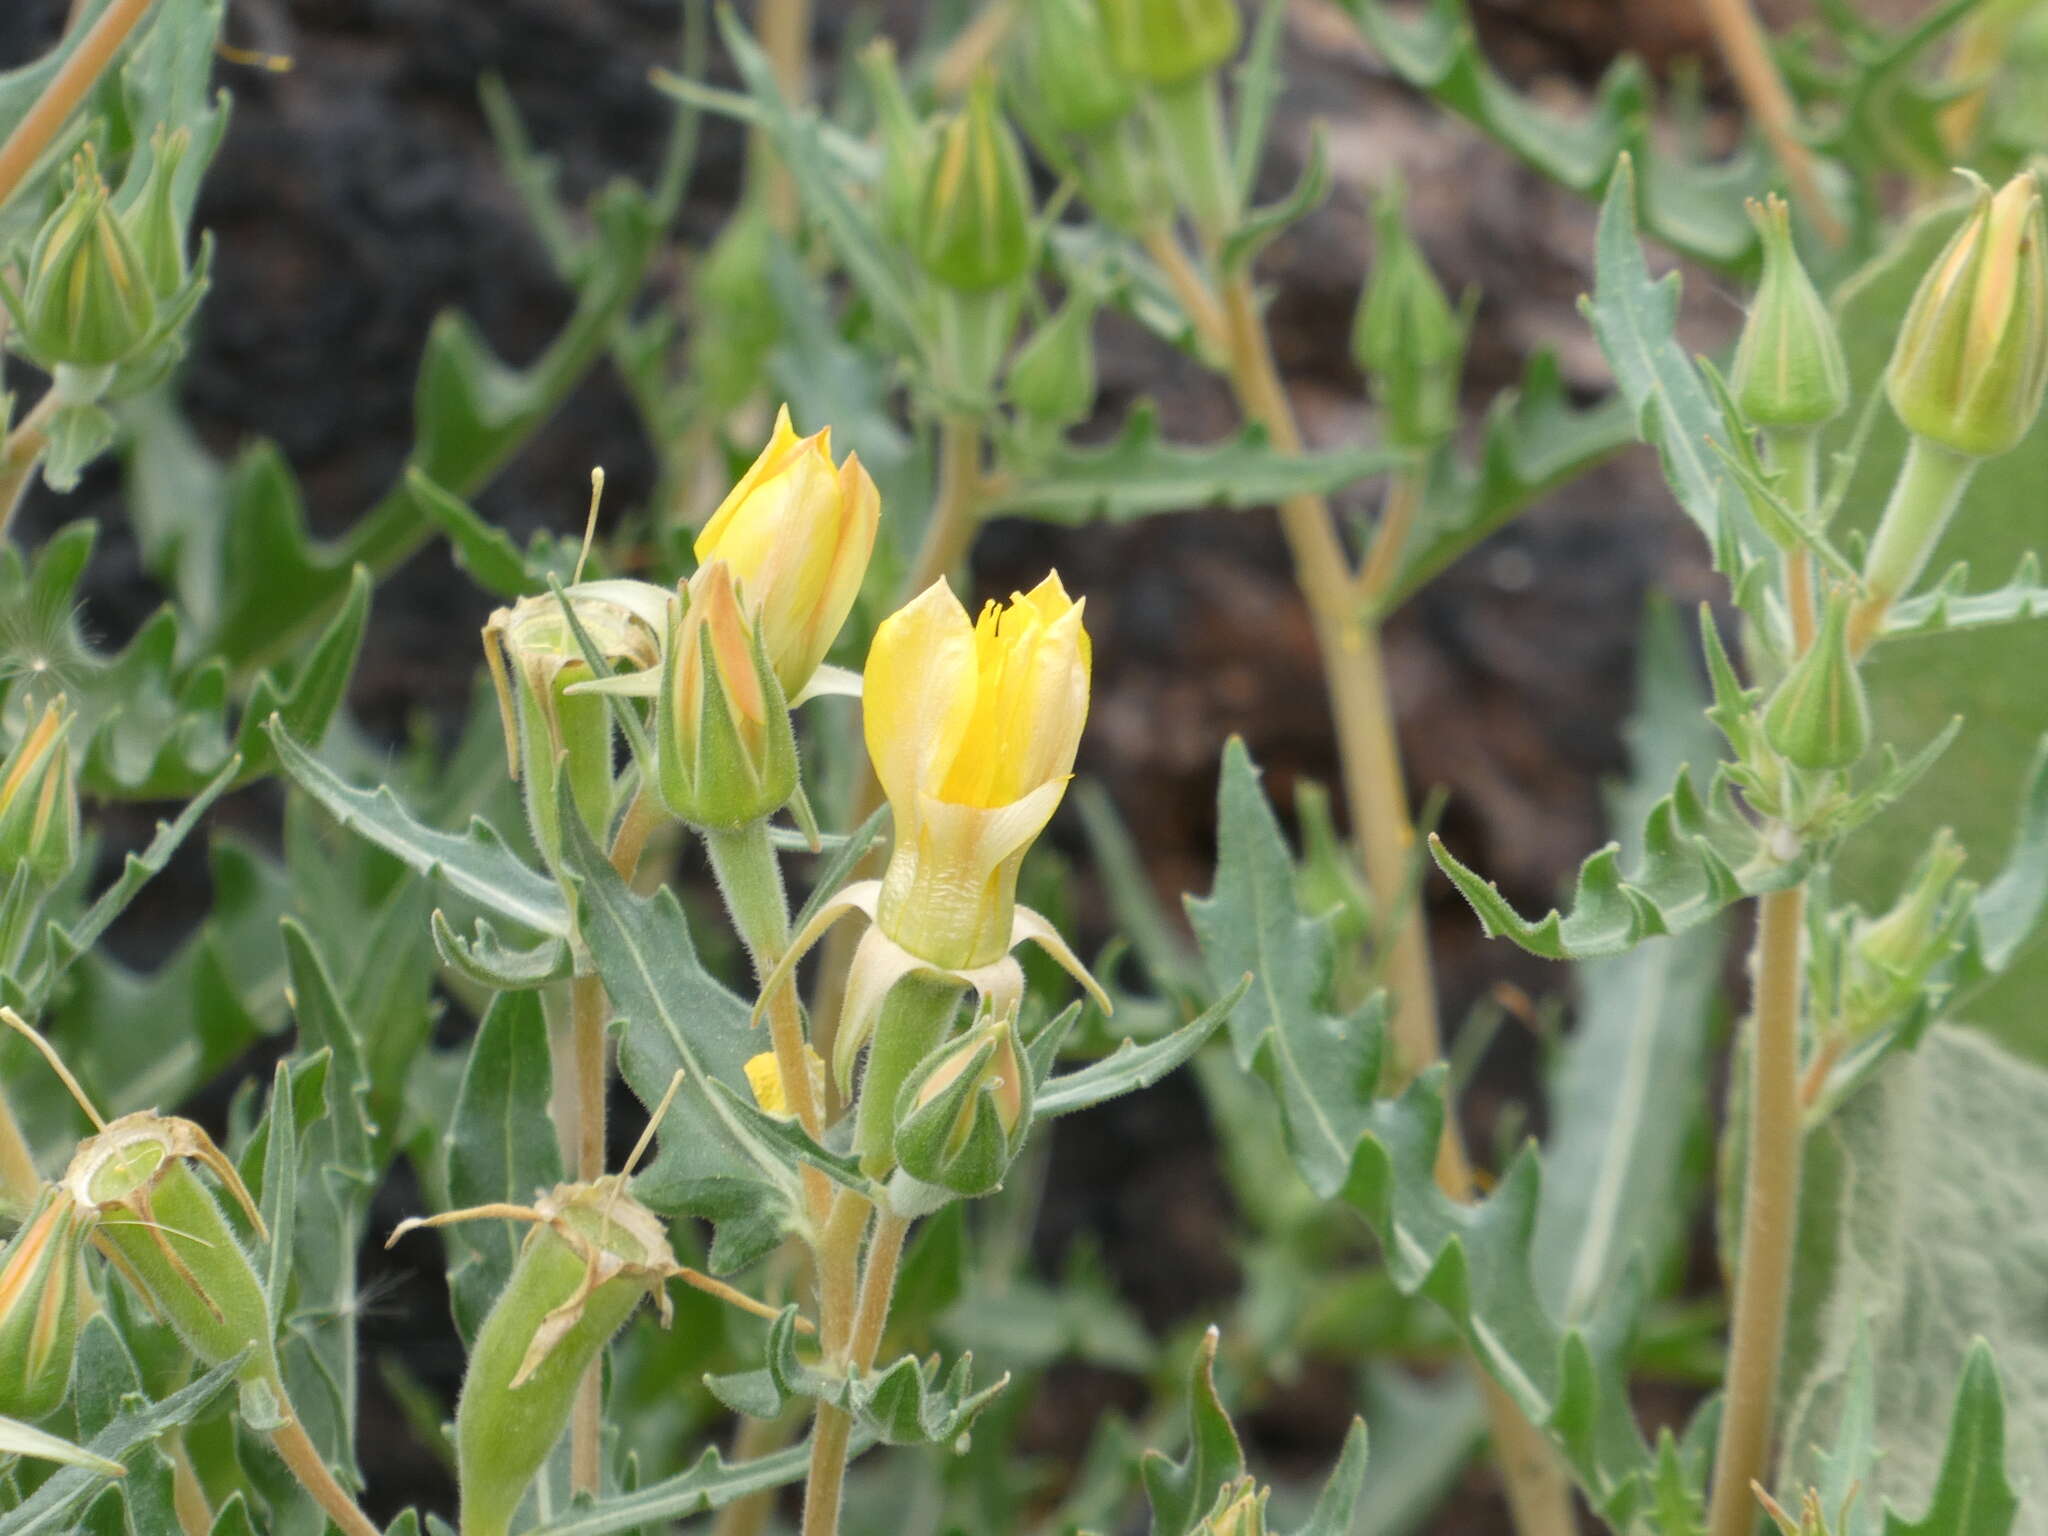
top-left (852, 976), bottom-right (965, 1175)
top-left (267, 1413), bottom-right (379, 1536)
top-left (1764, 428), bottom-right (1823, 656)
top-left (1144, 75), bottom-right (1239, 243)
top-left (1849, 436), bottom-right (1977, 654)
top-left (1706, 881), bottom-right (1808, 1536)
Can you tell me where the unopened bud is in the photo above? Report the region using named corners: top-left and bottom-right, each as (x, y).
top-left (1353, 181), bottom-right (1467, 448)
top-left (7, 145), bottom-right (157, 370)
top-left (1200, 1477), bottom-right (1270, 1536)
top-left (1024, 0), bottom-right (1137, 138)
top-left (483, 579), bottom-right (666, 869)
top-left (448, 1181), bottom-right (675, 1536)
top-left (0, 1187), bottom-right (92, 1421)
top-left (1007, 295), bottom-right (1097, 425)
top-left (1842, 828), bottom-right (1970, 1032)
top-left (121, 127), bottom-right (192, 302)
top-left (1097, 0), bottom-right (1242, 88)
top-left (1732, 195), bottom-right (1849, 430)
top-left (650, 562), bottom-right (798, 830)
top-left (1887, 169), bottom-right (2048, 458)
top-left (1763, 587), bottom-right (1870, 771)
top-left (917, 82), bottom-right (1036, 295)
top-left (892, 1008), bottom-right (1032, 1197)
top-left (0, 699), bottom-right (80, 890)
top-left (63, 1113), bottom-right (277, 1385)
top-left (860, 41), bottom-right (932, 254)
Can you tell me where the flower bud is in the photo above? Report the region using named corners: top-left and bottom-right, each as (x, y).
top-left (483, 580), bottom-right (667, 870)
top-left (1200, 1477), bottom-right (1270, 1536)
top-left (1024, 0), bottom-right (1137, 138)
top-left (62, 1113), bottom-right (277, 1385)
top-left (917, 83), bottom-right (1036, 295)
top-left (0, 699), bottom-right (80, 890)
top-left (1353, 181), bottom-right (1467, 449)
top-left (651, 562), bottom-right (798, 830)
top-left (1007, 296), bottom-right (1098, 426)
top-left (868, 574), bottom-right (1089, 970)
top-left (450, 1181), bottom-right (676, 1536)
top-left (860, 40), bottom-right (932, 255)
top-left (696, 405), bottom-right (881, 699)
top-left (1731, 195), bottom-right (1849, 430)
top-left (1887, 170), bottom-right (2048, 458)
top-left (1763, 587), bottom-right (1870, 771)
top-left (892, 1008), bottom-right (1032, 1197)
top-left (1097, 0), bottom-right (1243, 87)
top-left (0, 1188), bottom-right (92, 1421)
top-left (121, 127), bottom-right (192, 303)
top-left (7, 145), bottom-right (157, 370)
top-left (1842, 828), bottom-right (1970, 1033)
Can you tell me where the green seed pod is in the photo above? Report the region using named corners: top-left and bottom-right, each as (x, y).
top-left (1731, 196), bottom-right (1849, 431)
top-left (6, 145), bottom-right (158, 370)
top-left (62, 1112), bottom-right (277, 1385)
top-left (0, 1187), bottom-right (93, 1421)
top-left (0, 699), bottom-right (80, 891)
top-left (916, 83), bottom-right (1036, 295)
top-left (447, 1180), bottom-right (677, 1536)
top-left (1024, 0), bottom-right (1137, 138)
top-left (1007, 295), bottom-right (1097, 425)
top-left (1763, 588), bottom-right (1871, 772)
top-left (482, 576), bottom-right (666, 869)
top-left (649, 562), bottom-right (798, 831)
top-left (891, 1007), bottom-right (1032, 1198)
top-left (1353, 180), bottom-right (1467, 449)
top-left (1096, 0), bottom-right (1243, 88)
top-left (1887, 170), bottom-right (2048, 459)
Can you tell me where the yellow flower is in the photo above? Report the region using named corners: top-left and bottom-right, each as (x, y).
top-left (696, 405), bottom-right (880, 699)
top-left (743, 1046), bottom-right (824, 1118)
top-left (752, 572), bottom-right (1109, 1093)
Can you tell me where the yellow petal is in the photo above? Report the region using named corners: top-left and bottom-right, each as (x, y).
top-left (862, 578), bottom-right (978, 819)
top-left (696, 403), bottom-right (802, 560)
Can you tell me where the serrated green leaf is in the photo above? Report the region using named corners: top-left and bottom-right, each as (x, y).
top-left (1140, 1329), bottom-right (1245, 1536)
top-left (0, 1418), bottom-right (122, 1477)
top-left (443, 990), bottom-right (563, 1343)
top-left (554, 799), bottom-right (800, 1270)
top-left (1219, 126), bottom-right (1331, 275)
top-left (405, 467), bottom-right (555, 601)
top-left (990, 404), bottom-right (1405, 527)
top-left (1581, 156), bottom-right (1763, 567)
top-left (1032, 978), bottom-right (1244, 1120)
top-left (268, 717), bottom-right (568, 939)
top-left (1880, 1344), bottom-right (2018, 1536)
top-left (1293, 1418), bottom-right (1370, 1536)
top-left (430, 910), bottom-right (571, 992)
top-left (0, 1356), bottom-right (241, 1536)
top-left (522, 1435), bottom-right (860, 1536)
top-left (1343, 0), bottom-right (1773, 269)
top-left (1379, 353), bottom-right (1635, 612)
top-left (205, 1494), bottom-right (260, 1536)
top-left (1883, 552), bottom-right (2048, 639)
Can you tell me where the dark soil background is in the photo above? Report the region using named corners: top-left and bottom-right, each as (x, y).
top-left (1, 0), bottom-right (1764, 1528)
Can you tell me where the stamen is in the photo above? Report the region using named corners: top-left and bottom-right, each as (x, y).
top-left (0, 1007), bottom-right (106, 1131)
top-left (575, 468), bottom-right (605, 585)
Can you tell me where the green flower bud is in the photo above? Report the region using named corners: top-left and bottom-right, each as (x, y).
top-left (1353, 181), bottom-right (1467, 449)
top-left (1842, 827), bottom-right (1970, 1033)
top-left (483, 576), bottom-right (666, 869)
top-left (1097, 0), bottom-right (1242, 88)
top-left (7, 145), bottom-right (158, 370)
top-left (860, 41), bottom-right (932, 255)
top-left (1763, 587), bottom-right (1870, 772)
top-left (0, 1187), bottom-right (93, 1422)
top-left (1731, 195), bottom-right (1849, 430)
top-left (442, 1180), bottom-right (677, 1536)
top-left (121, 127), bottom-right (192, 302)
top-left (63, 1113), bottom-right (277, 1385)
top-left (1200, 1477), bottom-right (1270, 1536)
top-left (649, 561), bottom-right (798, 830)
top-left (0, 699), bottom-right (79, 890)
top-left (1886, 170), bottom-right (2048, 458)
top-left (1025, 0), bottom-right (1137, 138)
top-left (1006, 295), bottom-right (1097, 425)
top-left (917, 83), bottom-right (1036, 295)
top-left (891, 1007), bottom-right (1032, 1198)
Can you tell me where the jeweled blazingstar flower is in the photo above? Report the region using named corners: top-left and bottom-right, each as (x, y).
top-left (754, 573), bottom-right (1110, 1090)
top-left (1887, 168), bottom-right (2048, 458)
top-left (695, 404), bottom-right (881, 700)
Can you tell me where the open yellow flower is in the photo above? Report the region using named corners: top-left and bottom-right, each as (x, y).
top-left (696, 404), bottom-right (880, 700)
top-left (755, 573), bottom-right (1109, 1091)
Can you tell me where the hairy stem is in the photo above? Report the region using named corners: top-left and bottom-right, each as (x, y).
top-left (1849, 436), bottom-right (1976, 655)
top-left (1706, 881), bottom-right (1807, 1536)
top-left (802, 1190), bottom-right (874, 1536)
top-left (849, 1210), bottom-right (910, 1371)
top-left (267, 1414), bottom-right (379, 1536)
top-left (0, 0), bottom-right (158, 215)
top-left (0, 392), bottom-right (64, 542)
top-left (1215, 268), bottom-right (1574, 1536)
top-left (1357, 465), bottom-right (1423, 613)
top-left (1694, 0), bottom-right (1843, 247)
top-left (568, 969), bottom-right (609, 1495)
